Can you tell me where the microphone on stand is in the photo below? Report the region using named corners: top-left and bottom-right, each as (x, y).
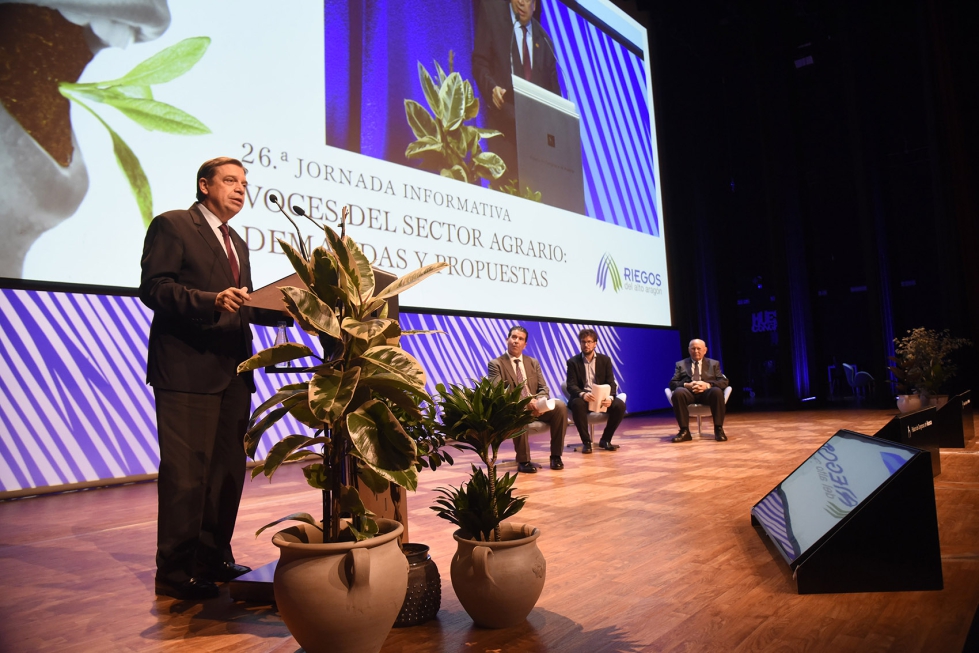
top-left (269, 194), bottom-right (308, 259)
top-left (532, 16), bottom-right (565, 97)
top-left (292, 204), bottom-right (346, 241)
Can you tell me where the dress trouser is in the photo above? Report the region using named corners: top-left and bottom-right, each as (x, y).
top-left (511, 400), bottom-right (568, 462)
top-left (154, 375), bottom-right (250, 583)
top-left (568, 396), bottom-right (626, 443)
top-left (671, 386), bottom-right (725, 429)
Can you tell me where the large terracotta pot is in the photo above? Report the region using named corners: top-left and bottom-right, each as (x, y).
top-left (450, 522), bottom-right (545, 628)
top-left (272, 518), bottom-right (407, 653)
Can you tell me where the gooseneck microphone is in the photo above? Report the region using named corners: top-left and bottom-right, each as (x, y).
top-left (532, 16), bottom-right (565, 97)
top-left (268, 194), bottom-right (309, 259)
top-left (291, 204), bottom-right (347, 240)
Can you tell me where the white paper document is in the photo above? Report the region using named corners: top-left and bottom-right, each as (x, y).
top-left (589, 384), bottom-right (612, 412)
top-left (533, 397), bottom-right (557, 413)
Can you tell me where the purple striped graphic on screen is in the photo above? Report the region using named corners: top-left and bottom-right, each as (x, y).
top-left (540, 0), bottom-right (659, 236)
top-left (1, 288), bottom-right (677, 493)
top-left (751, 491), bottom-right (798, 561)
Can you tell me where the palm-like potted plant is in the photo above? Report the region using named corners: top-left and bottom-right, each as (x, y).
top-left (431, 378), bottom-right (547, 628)
top-left (237, 224), bottom-right (447, 653)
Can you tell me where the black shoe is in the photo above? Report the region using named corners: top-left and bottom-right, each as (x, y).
top-left (517, 462), bottom-right (537, 474)
top-left (550, 456), bottom-right (564, 470)
top-left (714, 427), bottom-right (728, 442)
top-left (598, 439), bottom-right (619, 451)
top-left (155, 577), bottom-right (220, 600)
top-left (202, 561), bottom-right (252, 582)
top-left (671, 429), bottom-right (692, 443)
top-left (581, 442), bottom-right (593, 454)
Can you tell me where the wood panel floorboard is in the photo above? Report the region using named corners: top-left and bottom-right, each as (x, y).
top-left (1, 408), bottom-right (977, 652)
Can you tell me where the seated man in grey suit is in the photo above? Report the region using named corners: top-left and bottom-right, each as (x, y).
top-left (488, 325), bottom-right (568, 472)
top-left (669, 338), bottom-right (729, 442)
top-left (566, 328), bottom-right (625, 452)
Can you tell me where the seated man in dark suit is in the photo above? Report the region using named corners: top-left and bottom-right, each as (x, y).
top-left (669, 338), bottom-right (729, 442)
top-left (488, 325), bottom-right (568, 472)
top-left (566, 328), bottom-right (625, 452)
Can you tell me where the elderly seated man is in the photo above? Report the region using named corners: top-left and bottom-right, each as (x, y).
top-left (669, 338), bottom-right (729, 442)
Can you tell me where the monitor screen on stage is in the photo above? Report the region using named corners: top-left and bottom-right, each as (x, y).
top-left (751, 430), bottom-right (918, 565)
top-left (2, 0), bottom-right (670, 326)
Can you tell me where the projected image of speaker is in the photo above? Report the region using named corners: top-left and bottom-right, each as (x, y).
top-left (751, 430), bottom-right (942, 594)
top-left (873, 406), bottom-right (940, 476)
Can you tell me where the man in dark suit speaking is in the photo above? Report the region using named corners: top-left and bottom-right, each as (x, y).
top-left (488, 325), bottom-right (568, 472)
top-left (140, 156), bottom-right (281, 600)
top-left (669, 339), bottom-right (730, 443)
top-left (473, 0), bottom-right (561, 185)
top-left (566, 328), bottom-right (626, 452)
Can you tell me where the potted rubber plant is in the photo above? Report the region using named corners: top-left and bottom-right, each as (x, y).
top-left (404, 54), bottom-right (506, 185)
top-left (237, 224), bottom-right (447, 653)
top-left (431, 378), bottom-right (547, 628)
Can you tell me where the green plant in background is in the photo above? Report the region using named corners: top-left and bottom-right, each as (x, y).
top-left (889, 327), bottom-right (972, 396)
top-left (431, 464), bottom-right (526, 542)
top-left (404, 52), bottom-right (506, 184)
top-left (238, 224), bottom-right (450, 543)
top-left (58, 37), bottom-right (212, 227)
top-left (432, 378), bottom-right (537, 542)
top-left (498, 178), bottom-right (542, 202)
top-left (389, 401), bottom-right (454, 473)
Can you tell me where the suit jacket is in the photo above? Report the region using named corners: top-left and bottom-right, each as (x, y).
top-left (488, 353), bottom-right (551, 400)
top-left (472, 0), bottom-right (561, 134)
top-left (669, 357), bottom-right (729, 392)
top-left (139, 204), bottom-right (280, 394)
top-left (566, 352), bottom-right (617, 398)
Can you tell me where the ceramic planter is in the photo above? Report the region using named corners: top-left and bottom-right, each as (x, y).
top-left (272, 518), bottom-right (407, 653)
top-left (394, 543), bottom-right (441, 627)
top-left (450, 522), bottom-right (545, 628)
top-left (896, 394), bottom-right (922, 414)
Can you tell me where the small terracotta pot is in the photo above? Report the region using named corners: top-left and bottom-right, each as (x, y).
top-left (272, 518), bottom-right (407, 653)
top-left (450, 522), bottom-right (545, 628)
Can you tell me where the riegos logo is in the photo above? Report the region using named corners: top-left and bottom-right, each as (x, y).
top-left (596, 253), bottom-right (623, 292)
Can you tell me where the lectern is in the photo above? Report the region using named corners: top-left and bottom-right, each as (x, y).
top-left (512, 74), bottom-right (585, 214)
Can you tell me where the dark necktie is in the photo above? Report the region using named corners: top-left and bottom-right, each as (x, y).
top-left (514, 358), bottom-right (530, 398)
top-left (521, 25), bottom-right (532, 82)
top-left (219, 223), bottom-right (240, 286)
top-left (693, 360), bottom-right (701, 382)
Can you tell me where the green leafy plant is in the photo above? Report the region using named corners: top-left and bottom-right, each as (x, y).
top-left (58, 37), bottom-right (212, 226)
top-left (404, 52), bottom-right (506, 184)
top-left (238, 223), bottom-right (450, 543)
top-left (498, 178), bottom-right (542, 202)
top-left (432, 378), bottom-right (537, 542)
top-left (889, 328), bottom-right (972, 396)
top-left (431, 464), bottom-right (526, 542)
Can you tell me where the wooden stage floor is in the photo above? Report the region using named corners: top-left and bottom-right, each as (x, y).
top-left (1, 408), bottom-right (977, 652)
